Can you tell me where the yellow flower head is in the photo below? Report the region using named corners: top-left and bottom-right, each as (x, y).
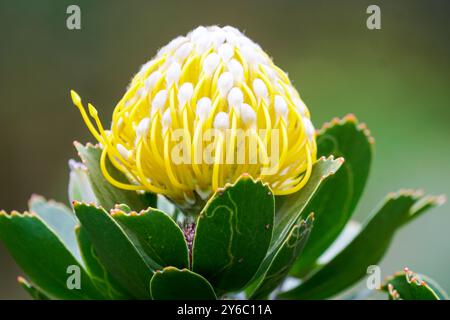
top-left (71, 26), bottom-right (317, 210)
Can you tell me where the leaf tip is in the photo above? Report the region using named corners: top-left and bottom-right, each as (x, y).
top-left (389, 189), bottom-right (424, 200)
top-left (435, 195), bottom-right (447, 206)
top-left (73, 200), bottom-right (102, 211)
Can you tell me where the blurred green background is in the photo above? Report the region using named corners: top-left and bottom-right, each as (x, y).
top-left (0, 0), bottom-right (449, 299)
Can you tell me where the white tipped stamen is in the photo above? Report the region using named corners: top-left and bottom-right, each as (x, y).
top-left (139, 60), bottom-right (153, 75)
top-left (178, 82), bottom-right (194, 105)
top-left (160, 36), bottom-right (188, 55)
top-left (211, 30), bottom-right (226, 48)
top-left (196, 97), bottom-right (212, 120)
top-left (240, 103), bottom-right (256, 126)
top-left (294, 98), bottom-right (307, 115)
top-left (237, 35), bottom-right (255, 48)
top-left (218, 43), bottom-right (234, 62)
top-left (225, 32), bottom-right (238, 46)
top-left (116, 117), bottom-right (124, 129)
top-left (241, 45), bottom-right (261, 66)
top-left (217, 72), bottom-right (234, 96)
top-left (227, 87), bottom-right (244, 110)
top-left (227, 59), bottom-right (244, 83)
top-left (196, 34), bottom-right (212, 53)
top-left (223, 25), bottom-right (242, 36)
top-left (151, 90), bottom-right (168, 115)
top-left (303, 117), bottom-right (315, 141)
top-left (275, 95), bottom-right (288, 119)
top-left (162, 108), bottom-right (172, 132)
top-left (279, 166), bottom-right (291, 176)
top-left (124, 97), bottom-right (137, 108)
top-left (288, 86), bottom-right (299, 99)
top-left (203, 53), bottom-right (220, 76)
top-left (174, 42), bottom-right (193, 61)
top-left (136, 87), bottom-right (146, 99)
top-left (117, 144), bottom-right (131, 160)
top-left (262, 64), bottom-right (277, 82)
top-left (213, 112), bottom-right (230, 130)
top-left (253, 78), bottom-right (268, 101)
top-left (190, 26), bottom-right (208, 42)
top-left (166, 62), bottom-right (182, 85)
top-left (136, 117), bottom-right (151, 137)
top-left (145, 71), bottom-right (162, 91)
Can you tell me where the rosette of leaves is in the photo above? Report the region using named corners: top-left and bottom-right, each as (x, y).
top-left (0, 115), bottom-right (447, 300)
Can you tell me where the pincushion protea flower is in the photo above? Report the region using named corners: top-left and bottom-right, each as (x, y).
top-left (0, 25), bottom-right (446, 301)
top-left (71, 25), bottom-right (316, 209)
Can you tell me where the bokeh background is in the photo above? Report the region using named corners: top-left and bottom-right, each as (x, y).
top-left (0, 0), bottom-right (449, 299)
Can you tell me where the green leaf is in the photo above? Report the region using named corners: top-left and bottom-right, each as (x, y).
top-left (17, 277), bottom-right (50, 300)
top-left (73, 202), bottom-right (153, 299)
top-left (74, 142), bottom-right (156, 211)
top-left (418, 274), bottom-right (449, 300)
top-left (401, 194), bottom-right (446, 226)
top-left (382, 268), bottom-right (448, 300)
top-left (278, 191), bottom-right (443, 300)
top-left (111, 208), bottom-right (189, 269)
top-left (273, 157), bottom-right (343, 255)
top-left (246, 157), bottom-right (342, 293)
top-left (68, 159), bottom-right (97, 205)
top-left (315, 220), bottom-right (361, 265)
top-left (192, 175), bottom-right (275, 293)
top-left (75, 226), bottom-right (129, 299)
top-left (250, 213), bottom-right (314, 299)
top-left (290, 115), bottom-right (373, 277)
top-left (150, 267), bottom-right (216, 300)
top-left (28, 195), bottom-right (81, 263)
top-left (0, 211), bottom-right (102, 299)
